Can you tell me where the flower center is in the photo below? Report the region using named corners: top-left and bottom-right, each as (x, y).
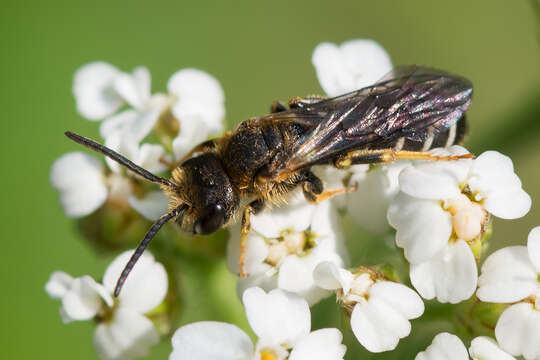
top-left (444, 194), bottom-right (485, 241)
top-left (95, 297), bottom-right (119, 324)
top-left (338, 272), bottom-right (374, 308)
top-left (260, 352), bottom-right (277, 360)
top-left (265, 229), bottom-right (315, 266)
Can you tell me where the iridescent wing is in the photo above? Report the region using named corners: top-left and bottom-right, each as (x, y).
top-left (265, 65), bottom-right (473, 177)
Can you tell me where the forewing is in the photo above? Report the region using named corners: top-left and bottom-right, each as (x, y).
top-left (276, 65), bottom-right (473, 175)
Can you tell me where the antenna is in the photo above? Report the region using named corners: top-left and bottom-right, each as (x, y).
top-left (114, 204), bottom-right (188, 297)
top-left (65, 131), bottom-right (175, 188)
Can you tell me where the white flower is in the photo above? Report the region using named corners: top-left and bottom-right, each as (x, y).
top-left (313, 262), bottom-right (424, 352)
top-left (387, 147), bottom-right (531, 303)
top-left (73, 62), bottom-right (123, 121)
top-left (477, 227), bottom-right (540, 360)
top-left (312, 39), bottom-right (392, 97)
top-left (168, 68), bottom-right (225, 135)
top-left (469, 337), bottom-right (516, 360)
top-left (169, 287), bottom-right (346, 360)
top-left (409, 239), bottom-right (478, 304)
top-left (45, 250), bottom-right (168, 360)
top-left (416, 333), bottom-right (514, 360)
top-left (73, 62), bottom-right (152, 121)
top-left (167, 69), bottom-right (225, 160)
top-left (50, 152), bottom-right (168, 220)
top-left (226, 193), bottom-right (348, 305)
top-left (50, 152), bottom-right (108, 218)
top-left (416, 333), bottom-right (468, 360)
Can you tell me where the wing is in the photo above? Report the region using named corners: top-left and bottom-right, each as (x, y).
top-left (270, 65), bottom-right (473, 177)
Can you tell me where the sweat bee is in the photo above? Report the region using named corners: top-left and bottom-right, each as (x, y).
top-left (65, 65), bottom-right (473, 296)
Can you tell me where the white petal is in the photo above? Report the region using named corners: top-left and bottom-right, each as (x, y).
top-left (242, 287), bottom-right (310, 347)
top-left (277, 208), bottom-right (346, 306)
top-left (172, 113), bottom-right (209, 160)
top-left (73, 62), bottom-right (122, 120)
top-left (399, 164), bottom-right (462, 200)
top-left (277, 250), bottom-right (342, 306)
top-left (313, 262), bottom-right (354, 293)
top-left (415, 333), bottom-right (468, 360)
top-left (101, 109), bottom-right (162, 173)
top-left (468, 151), bottom-right (522, 195)
top-left (469, 336), bottom-right (516, 360)
top-left (528, 226), bottom-right (540, 273)
top-left (50, 152), bottom-right (108, 217)
top-left (369, 281), bottom-right (424, 319)
top-left (45, 271), bottom-right (74, 299)
top-left (170, 321), bottom-right (253, 360)
top-left (113, 66), bottom-right (151, 110)
top-left (104, 135), bottom-right (139, 173)
top-left (226, 224), bottom-right (270, 276)
top-left (94, 307), bottom-right (159, 360)
top-left (250, 192), bottom-right (316, 238)
top-left (350, 296), bottom-right (411, 352)
top-left (483, 188), bottom-right (531, 220)
top-left (128, 190), bottom-right (169, 221)
top-left (477, 246), bottom-right (537, 303)
top-left (100, 110), bottom-right (140, 139)
top-left (61, 276), bottom-right (112, 322)
top-left (495, 303), bottom-right (540, 360)
top-left (410, 240), bottom-right (477, 303)
top-left (387, 193), bottom-right (452, 264)
top-left (168, 68), bottom-right (225, 134)
top-left (289, 328), bottom-right (346, 360)
top-left (312, 40), bottom-right (392, 96)
top-left (134, 143), bottom-right (169, 174)
top-left (103, 250), bottom-right (168, 313)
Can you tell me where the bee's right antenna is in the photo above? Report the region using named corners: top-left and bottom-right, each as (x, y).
top-left (113, 203), bottom-right (188, 297)
top-left (64, 131), bottom-right (175, 189)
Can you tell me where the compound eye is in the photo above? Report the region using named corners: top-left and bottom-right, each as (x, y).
top-left (194, 204), bottom-right (225, 235)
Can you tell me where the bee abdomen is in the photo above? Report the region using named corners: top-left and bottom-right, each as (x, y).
top-left (374, 114), bottom-right (468, 152)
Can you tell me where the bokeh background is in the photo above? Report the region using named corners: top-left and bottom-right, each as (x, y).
top-left (1, 0), bottom-right (539, 359)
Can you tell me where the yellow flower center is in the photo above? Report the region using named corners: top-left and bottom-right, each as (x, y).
top-left (260, 352), bottom-right (277, 360)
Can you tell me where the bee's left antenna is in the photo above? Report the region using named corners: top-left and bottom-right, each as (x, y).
top-left (64, 131), bottom-right (175, 189)
top-left (114, 203), bottom-right (188, 297)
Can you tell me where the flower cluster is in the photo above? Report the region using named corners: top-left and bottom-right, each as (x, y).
top-left (476, 227), bottom-right (540, 360)
top-left (416, 332), bottom-right (515, 360)
top-left (45, 251), bottom-right (168, 359)
top-left (170, 287), bottom-right (346, 360)
top-left (52, 62), bottom-right (225, 221)
top-left (388, 146), bottom-right (531, 303)
top-left (47, 38), bottom-right (538, 360)
top-left (227, 193), bottom-right (348, 306)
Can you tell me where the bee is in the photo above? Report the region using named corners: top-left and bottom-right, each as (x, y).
top-left (65, 65), bottom-right (473, 296)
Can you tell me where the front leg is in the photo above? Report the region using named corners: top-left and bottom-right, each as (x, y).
top-left (239, 198), bottom-right (265, 278)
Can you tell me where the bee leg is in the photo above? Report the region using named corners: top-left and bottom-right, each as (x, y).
top-left (239, 199), bottom-right (265, 278)
top-left (335, 149), bottom-right (474, 168)
top-left (288, 95), bottom-right (327, 109)
top-left (270, 101), bottom-right (287, 113)
top-left (301, 170), bottom-right (324, 203)
top-left (301, 170), bottom-right (357, 203)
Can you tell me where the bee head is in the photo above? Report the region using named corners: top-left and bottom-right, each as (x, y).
top-left (168, 153), bottom-right (239, 235)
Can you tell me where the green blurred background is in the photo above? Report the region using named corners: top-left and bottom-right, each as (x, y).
top-left (1, 0), bottom-right (539, 359)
